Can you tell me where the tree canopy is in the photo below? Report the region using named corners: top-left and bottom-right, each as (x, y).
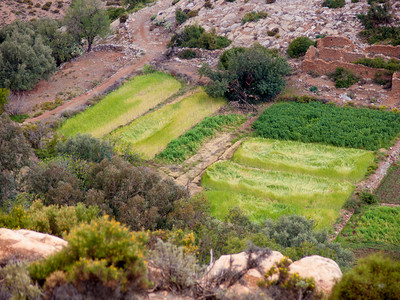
top-left (199, 44), bottom-right (291, 104)
top-left (65, 0), bottom-right (110, 52)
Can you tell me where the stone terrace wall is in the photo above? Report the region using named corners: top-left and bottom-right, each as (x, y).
top-left (303, 36), bottom-right (398, 83)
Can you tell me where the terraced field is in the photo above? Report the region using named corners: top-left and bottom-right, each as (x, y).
top-left (336, 205), bottom-right (400, 258)
top-left (58, 72), bottom-right (182, 137)
top-left (375, 164), bottom-right (400, 204)
top-left (110, 89), bottom-right (226, 159)
top-left (202, 138), bottom-right (374, 229)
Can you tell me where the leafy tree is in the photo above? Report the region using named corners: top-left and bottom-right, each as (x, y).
top-left (0, 20), bottom-right (56, 91)
top-left (199, 43), bottom-right (290, 104)
top-left (65, 0), bottom-right (110, 52)
top-left (0, 114), bottom-right (33, 203)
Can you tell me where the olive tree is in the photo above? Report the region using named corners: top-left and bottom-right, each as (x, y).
top-left (65, 0), bottom-right (110, 52)
top-left (199, 44), bottom-right (291, 104)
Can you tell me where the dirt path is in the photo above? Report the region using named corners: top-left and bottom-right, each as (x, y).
top-left (24, 1), bottom-right (172, 124)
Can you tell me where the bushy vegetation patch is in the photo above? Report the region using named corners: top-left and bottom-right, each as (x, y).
top-left (169, 25), bottom-right (231, 50)
top-left (353, 57), bottom-right (400, 72)
top-left (287, 37), bottom-right (315, 58)
top-left (253, 101), bottom-right (400, 150)
top-left (329, 67), bottom-right (359, 88)
top-left (110, 89), bottom-right (226, 159)
top-left (58, 72), bottom-right (182, 138)
top-left (177, 49), bottom-right (197, 59)
top-left (29, 216), bottom-right (149, 297)
top-left (157, 114), bottom-right (246, 163)
top-left (322, 0), bottom-right (345, 8)
top-left (375, 164), bottom-right (400, 204)
top-left (336, 206), bottom-right (400, 253)
top-left (330, 254), bottom-right (400, 300)
top-left (202, 160), bottom-right (354, 229)
top-left (241, 11), bottom-right (268, 24)
top-left (233, 138), bottom-right (374, 182)
top-left (0, 200), bottom-right (100, 237)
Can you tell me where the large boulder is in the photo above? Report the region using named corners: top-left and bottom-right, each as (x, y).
top-left (288, 255), bottom-right (342, 295)
top-left (0, 228), bottom-right (67, 264)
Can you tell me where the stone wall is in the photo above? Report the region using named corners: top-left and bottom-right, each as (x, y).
top-left (365, 45), bottom-right (400, 59)
top-left (317, 36), bottom-right (355, 51)
top-left (392, 72), bottom-right (400, 95)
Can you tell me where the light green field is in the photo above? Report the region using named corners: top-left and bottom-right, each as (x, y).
top-left (233, 138), bottom-right (374, 182)
top-left (58, 72), bottom-right (182, 138)
top-left (202, 138), bottom-right (374, 229)
top-left (110, 89), bottom-right (226, 159)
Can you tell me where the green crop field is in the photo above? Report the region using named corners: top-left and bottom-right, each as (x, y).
top-left (157, 114), bottom-right (247, 163)
top-left (336, 206), bottom-right (400, 257)
top-left (110, 89), bottom-right (226, 159)
top-left (233, 138), bottom-right (374, 182)
top-left (375, 164), bottom-right (400, 204)
top-left (253, 101), bottom-right (400, 150)
top-left (202, 138), bottom-right (374, 229)
top-left (58, 72), bottom-right (182, 138)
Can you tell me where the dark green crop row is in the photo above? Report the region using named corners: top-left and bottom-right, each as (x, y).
top-left (253, 101), bottom-right (400, 150)
top-left (157, 114), bottom-right (246, 163)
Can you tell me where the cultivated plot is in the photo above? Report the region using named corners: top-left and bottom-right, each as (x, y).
top-left (110, 89), bottom-right (226, 159)
top-left (233, 138), bottom-right (374, 182)
top-left (58, 72), bottom-right (182, 137)
top-left (375, 164), bottom-right (400, 204)
top-left (202, 138), bottom-right (374, 229)
top-left (336, 205), bottom-right (400, 258)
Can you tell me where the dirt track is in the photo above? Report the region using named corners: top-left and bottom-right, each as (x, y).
top-left (24, 0), bottom-right (172, 124)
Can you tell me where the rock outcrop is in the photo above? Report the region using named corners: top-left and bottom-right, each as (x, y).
top-left (0, 228), bottom-right (67, 265)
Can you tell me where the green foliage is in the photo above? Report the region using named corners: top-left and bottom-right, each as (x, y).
top-left (218, 47), bottom-right (246, 69)
top-left (254, 101), bottom-right (400, 150)
top-left (322, 0), bottom-right (345, 8)
top-left (65, 0), bottom-right (110, 52)
top-left (336, 206), bottom-right (400, 252)
top-left (175, 9), bottom-right (189, 24)
top-left (177, 49), bottom-right (197, 59)
top-left (149, 239), bottom-right (202, 291)
top-left (124, 0), bottom-right (151, 10)
top-left (9, 114), bottom-right (29, 123)
top-left (0, 200), bottom-right (101, 237)
top-left (358, 190), bottom-right (378, 204)
top-left (287, 36), bottom-right (315, 58)
top-left (241, 11), bottom-right (268, 24)
top-left (29, 216), bottom-right (149, 295)
top-left (199, 43), bottom-right (290, 104)
top-left (260, 257), bottom-right (316, 299)
top-left (354, 57), bottom-right (400, 71)
top-left (0, 114), bottom-right (33, 203)
top-left (357, 1), bottom-right (392, 29)
top-left (170, 25), bottom-right (231, 50)
top-left (360, 26), bottom-right (400, 46)
top-left (0, 20), bottom-right (56, 90)
top-left (55, 134), bottom-right (114, 163)
top-left (0, 88), bottom-right (9, 114)
top-left (107, 7), bottom-right (126, 21)
top-left (0, 262), bottom-right (42, 300)
top-left (330, 254), bottom-right (400, 300)
top-left (157, 114), bottom-right (246, 163)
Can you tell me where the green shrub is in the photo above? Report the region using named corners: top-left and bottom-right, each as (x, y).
top-left (29, 216), bottom-right (149, 295)
top-left (149, 239), bottom-right (202, 291)
top-left (218, 47), bottom-right (246, 69)
top-left (0, 262), bottom-right (42, 300)
top-left (354, 57), bottom-right (400, 72)
top-left (42, 1), bottom-right (52, 10)
top-left (241, 11), bottom-right (268, 24)
top-left (55, 134), bottom-right (113, 163)
top-left (322, 0), bottom-right (345, 8)
top-left (119, 12), bottom-right (129, 23)
top-left (107, 7), bottom-right (126, 21)
top-left (359, 190), bottom-right (378, 204)
top-left (0, 200), bottom-right (101, 237)
top-left (253, 101), bottom-right (400, 150)
top-left (175, 9), bottom-right (189, 24)
top-left (170, 25), bottom-right (231, 50)
top-left (9, 114), bottom-right (30, 123)
top-left (177, 49), bottom-right (197, 59)
top-left (329, 67), bottom-right (359, 88)
top-left (287, 36), bottom-right (315, 58)
top-left (330, 254), bottom-right (400, 300)
top-left (199, 43), bottom-right (290, 104)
